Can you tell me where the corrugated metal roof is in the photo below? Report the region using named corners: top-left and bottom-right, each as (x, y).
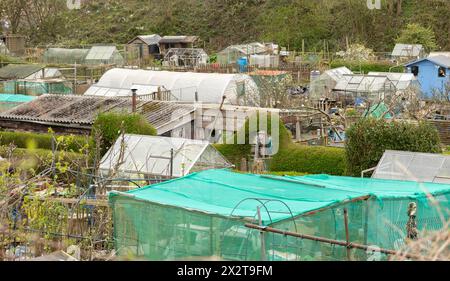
top-left (0, 64), bottom-right (44, 80)
top-left (405, 55), bottom-right (450, 68)
top-left (0, 94), bottom-right (195, 130)
top-left (129, 34), bottom-right (161, 46)
top-left (159, 36), bottom-right (198, 44)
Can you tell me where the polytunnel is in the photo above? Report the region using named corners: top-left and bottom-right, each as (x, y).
top-left (83, 68), bottom-right (260, 105)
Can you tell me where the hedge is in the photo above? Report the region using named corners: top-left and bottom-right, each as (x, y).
top-left (92, 112), bottom-right (157, 155)
top-left (346, 118), bottom-right (442, 176)
top-left (0, 131), bottom-right (92, 153)
top-left (269, 145), bottom-right (347, 176)
top-left (0, 146), bottom-right (87, 175)
top-left (330, 60), bottom-right (403, 74)
top-left (214, 112), bottom-right (292, 169)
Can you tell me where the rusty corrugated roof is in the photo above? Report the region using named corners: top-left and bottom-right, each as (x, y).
top-left (0, 94), bottom-right (195, 130)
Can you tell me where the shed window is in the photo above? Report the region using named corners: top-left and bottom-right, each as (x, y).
top-left (438, 67), bottom-right (446, 78)
top-left (411, 66), bottom-right (419, 77)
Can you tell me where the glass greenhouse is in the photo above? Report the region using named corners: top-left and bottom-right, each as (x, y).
top-left (43, 48), bottom-right (90, 65)
top-left (109, 169), bottom-right (450, 261)
top-left (99, 135), bottom-right (232, 180)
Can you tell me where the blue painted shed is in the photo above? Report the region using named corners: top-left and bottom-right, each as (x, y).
top-left (405, 55), bottom-right (450, 99)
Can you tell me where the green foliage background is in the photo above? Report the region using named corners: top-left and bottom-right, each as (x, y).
top-left (10, 0), bottom-right (449, 52)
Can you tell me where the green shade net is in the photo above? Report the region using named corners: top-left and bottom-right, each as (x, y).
top-left (0, 94), bottom-right (36, 112)
top-left (109, 169), bottom-right (450, 261)
top-left (364, 102), bottom-right (392, 119)
top-left (0, 81), bottom-right (72, 95)
top-left (0, 94), bottom-right (36, 103)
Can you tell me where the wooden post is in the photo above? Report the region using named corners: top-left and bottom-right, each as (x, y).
top-left (296, 118), bottom-right (302, 141)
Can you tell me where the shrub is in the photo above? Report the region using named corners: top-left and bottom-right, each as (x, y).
top-left (0, 146), bottom-right (86, 176)
top-left (346, 118), bottom-right (442, 176)
top-left (269, 145), bottom-right (346, 176)
top-left (214, 111), bottom-right (292, 169)
top-left (92, 112), bottom-right (157, 155)
top-left (0, 131), bottom-right (92, 153)
top-left (330, 60), bottom-right (402, 73)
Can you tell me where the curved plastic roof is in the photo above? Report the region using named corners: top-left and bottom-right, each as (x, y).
top-left (88, 68), bottom-right (259, 104)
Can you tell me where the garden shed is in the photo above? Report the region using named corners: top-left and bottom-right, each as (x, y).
top-left (109, 169), bottom-right (449, 261)
top-left (100, 135), bottom-right (232, 180)
top-left (126, 34), bottom-right (161, 60)
top-left (88, 68), bottom-right (260, 105)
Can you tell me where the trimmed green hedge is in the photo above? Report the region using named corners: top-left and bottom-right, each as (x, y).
top-left (330, 60), bottom-right (403, 74)
top-left (214, 112), bottom-right (292, 169)
top-left (269, 145), bottom-right (346, 176)
top-left (346, 118), bottom-right (442, 176)
top-left (0, 131), bottom-right (92, 153)
top-left (92, 112), bottom-right (157, 155)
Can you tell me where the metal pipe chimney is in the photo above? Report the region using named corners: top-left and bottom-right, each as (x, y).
top-left (131, 88), bottom-right (137, 113)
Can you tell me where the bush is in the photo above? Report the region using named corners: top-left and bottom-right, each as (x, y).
top-left (330, 60), bottom-right (402, 74)
top-left (346, 118), bottom-right (442, 176)
top-left (269, 145), bottom-right (346, 176)
top-left (0, 146), bottom-right (86, 176)
top-left (214, 111), bottom-right (292, 169)
top-left (92, 112), bottom-right (157, 155)
top-left (0, 131), bottom-right (92, 153)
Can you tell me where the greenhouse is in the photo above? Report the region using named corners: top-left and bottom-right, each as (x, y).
top-left (109, 169), bottom-right (450, 261)
top-left (373, 150), bottom-right (450, 184)
top-left (100, 135), bottom-right (232, 180)
top-left (87, 68), bottom-right (260, 105)
top-left (84, 46), bottom-right (124, 66)
top-left (0, 79), bottom-right (72, 96)
top-left (310, 67), bottom-right (353, 100)
top-left (217, 43), bottom-right (269, 65)
top-left (163, 48), bottom-right (208, 67)
top-left (333, 74), bottom-right (397, 104)
top-left (43, 48), bottom-right (90, 65)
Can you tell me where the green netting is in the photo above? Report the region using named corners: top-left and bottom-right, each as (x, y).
top-left (364, 102), bottom-right (393, 119)
top-left (109, 169), bottom-right (450, 261)
top-left (0, 94), bottom-right (36, 112)
top-left (0, 94), bottom-right (36, 103)
top-left (0, 81), bottom-right (72, 95)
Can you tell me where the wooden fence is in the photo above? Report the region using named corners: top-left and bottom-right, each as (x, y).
top-left (428, 120), bottom-right (450, 145)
